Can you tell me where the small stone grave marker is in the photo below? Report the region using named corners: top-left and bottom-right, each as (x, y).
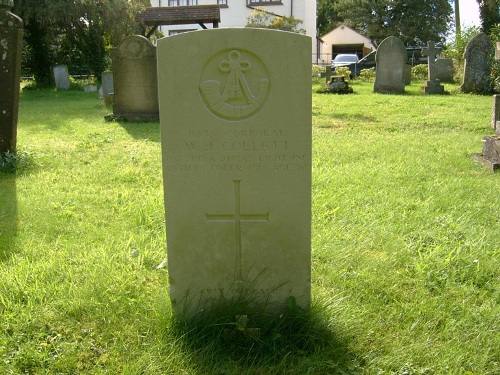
top-left (157, 28), bottom-right (312, 318)
top-left (0, 0), bottom-right (23, 154)
top-left (422, 41), bottom-right (445, 94)
top-left (374, 36), bottom-right (406, 94)
top-left (53, 65), bottom-right (70, 90)
top-left (461, 33), bottom-right (494, 94)
top-left (434, 58), bottom-right (454, 83)
top-left (109, 35), bottom-right (158, 121)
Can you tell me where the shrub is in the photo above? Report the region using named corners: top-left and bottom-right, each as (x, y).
top-left (412, 64), bottom-right (428, 80)
top-left (334, 67), bottom-right (351, 80)
top-left (312, 65), bottom-right (325, 85)
top-left (359, 68), bottom-right (375, 81)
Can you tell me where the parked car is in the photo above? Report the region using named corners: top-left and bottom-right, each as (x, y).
top-left (331, 46), bottom-right (430, 78)
top-left (332, 51), bottom-right (376, 78)
top-left (331, 53), bottom-right (359, 69)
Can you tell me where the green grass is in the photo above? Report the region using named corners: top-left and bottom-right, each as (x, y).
top-left (0, 82), bottom-right (499, 374)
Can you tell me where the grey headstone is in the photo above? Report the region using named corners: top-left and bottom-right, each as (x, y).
top-left (374, 36), bottom-right (406, 94)
top-left (434, 59), bottom-right (454, 83)
top-left (0, 1), bottom-right (22, 153)
top-left (111, 35), bottom-right (158, 121)
top-left (53, 65), bottom-right (70, 90)
top-left (495, 42), bottom-right (500, 60)
top-left (101, 71), bottom-right (114, 97)
top-left (461, 33), bottom-right (494, 94)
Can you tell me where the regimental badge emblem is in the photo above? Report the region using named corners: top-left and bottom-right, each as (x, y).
top-left (200, 49), bottom-right (270, 121)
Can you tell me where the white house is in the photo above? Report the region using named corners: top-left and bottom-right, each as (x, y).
top-left (319, 24), bottom-right (377, 66)
top-left (148, 0), bottom-right (317, 62)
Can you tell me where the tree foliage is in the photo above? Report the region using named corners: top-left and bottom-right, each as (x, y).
top-left (246, 7), bottom-right (306, 34)
top-left (12, 0), bottom-right (150, 87)
top-left (477, 0), bottom-right (500, 34)
top-left (317, 0), bottom-right (453, 46)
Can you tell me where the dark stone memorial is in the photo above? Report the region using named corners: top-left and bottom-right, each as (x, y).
top-left (0, 0), bottom-right (22, 154)
top-left (461, 33), bottom-right (494, 94)
top-left (107, 35), bottom-right (159, 122)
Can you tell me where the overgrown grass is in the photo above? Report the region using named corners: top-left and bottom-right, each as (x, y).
top-left (0, 82), bottom-right (499, 374)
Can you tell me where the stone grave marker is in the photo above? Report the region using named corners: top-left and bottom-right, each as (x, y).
top-left (492, 95), bottom-right (500, 130)
top-left (109, 35), bottom-right (158, 121)
top-left (434, 58), bottom-right (454, 83)
top-left (101, 71), bottom-right (114, 107)
top-left (475, 42), bottom-right (500, 171)
top-left (0, 0), bottom-right (23, 154)
top-left (374, 36), bottom-right (406, 94)
top-left (157, 28), bottom-right (312, 318)
top-left (461, 33), bottom-right (494, 94)
top-left (496, 42), bottom-right (500, 60)
top-left (53, 65), bottom-right (70, 90)
top-left (422, 41), bottom-right (445, 94)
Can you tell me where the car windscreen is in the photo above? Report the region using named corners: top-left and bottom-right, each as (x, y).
top-left (334, 55), bottom-right (358, 63)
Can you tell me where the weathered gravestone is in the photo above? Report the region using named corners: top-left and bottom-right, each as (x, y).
top-left (374, 36), bottom-right (406, 94)
top-left (101, 71), bottom-right (114, 107)
top-left (461, 33), bottom-right (494, 94)
top-left (110, 35), bottom-right (158, 121)
top-left (0, 0), bottom-right (22, 154)
top-left (422, 41), bottom-right (445, 94)
top-left (474, 43), bottom-right (500, 171)
top-left (496, 42), bottom-right (500, 60)
top-left (53, 65), bottom-right (70, 90)
top-left (157, 28), bottom-right (312, 318)
top-left (435, 58), bottom-right (454, 83)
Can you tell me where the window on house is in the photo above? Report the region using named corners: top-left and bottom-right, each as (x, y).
top-left (168, 0), bottom-right (198, 6)
top-left (217, 0), bottom-right (228, 5)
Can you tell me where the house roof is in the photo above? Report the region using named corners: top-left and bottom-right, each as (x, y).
top-left (136, 5), bottom-right (221, 27)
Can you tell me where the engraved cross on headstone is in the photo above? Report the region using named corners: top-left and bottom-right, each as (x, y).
top-left (206, 180), bottom-right (270, 282)
top-left (422, 41), bottom-right (442, 81)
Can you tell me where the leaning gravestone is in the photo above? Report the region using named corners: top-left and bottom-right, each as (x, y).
top-left (109, 35), bottom-right (158, 121)
top-left (53, 65), bottom-right (70, 90)
top-left (474, 42), bottom-right (500, 171)
top-left (157, 28), bottom-right (312, 318)
top-left (422, 41), bottom-right (445, 94)
top-left (0, 0), bottom-right (23, 154)
top-left (461, 33), bottom-right (494, 94)
top-left (374, 36), bottom-right (406, 94)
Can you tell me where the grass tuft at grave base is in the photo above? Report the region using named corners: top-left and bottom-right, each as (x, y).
top-left (0, 81), bottom-right (499, 374)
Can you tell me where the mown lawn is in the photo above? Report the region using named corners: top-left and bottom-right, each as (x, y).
top-left (0, 81), bottom-right (498, 374)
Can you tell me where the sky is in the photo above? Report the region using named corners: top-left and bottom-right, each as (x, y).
top-left (458, 0), bottom-right (481, 27)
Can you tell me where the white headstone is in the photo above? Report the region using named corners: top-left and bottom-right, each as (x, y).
top-left (157, 28), bottom-right (312, 318)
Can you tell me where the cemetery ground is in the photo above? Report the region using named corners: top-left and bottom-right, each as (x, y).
top-left (0, 79), bottom-right (499, 374)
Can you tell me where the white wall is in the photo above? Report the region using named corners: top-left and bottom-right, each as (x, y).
top-left (148, 1), bottom-right (317, 62)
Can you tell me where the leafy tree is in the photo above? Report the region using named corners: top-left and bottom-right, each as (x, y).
top-left (477, 0), bottom-right (500, 34)
top-left (317, 0), bottom-right (453, 46)
top-left (246, 7), bottom-right (306, 34)
top-left (13, 0), bottom-right (149, 87)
